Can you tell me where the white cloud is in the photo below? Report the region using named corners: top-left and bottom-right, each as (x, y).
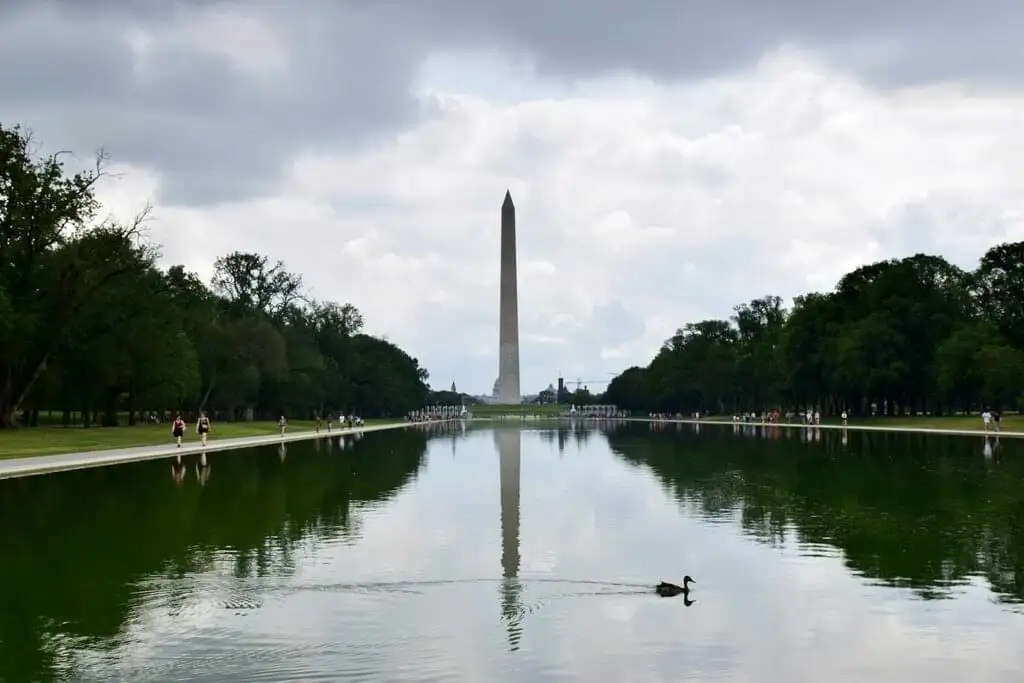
top-left (94, 46), bottom-right (1024, 394)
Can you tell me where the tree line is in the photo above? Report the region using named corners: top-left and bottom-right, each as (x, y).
top-left (0, 123), bottom-right (430, 427)
top-left (604, 246), bottom-right (1024, 416)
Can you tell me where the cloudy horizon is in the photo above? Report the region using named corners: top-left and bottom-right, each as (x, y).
top-left (2, 0), bottom-right (1022, 395)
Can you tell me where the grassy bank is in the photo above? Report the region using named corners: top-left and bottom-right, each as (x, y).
top-left (0, 419), bottom-right (397, 459)
top-left (698, 414), bottom-right (1024, 433)
top-left (843, 415), bottom-right (1024, 432)
top-left (469, 404), bottom-right (563, 416)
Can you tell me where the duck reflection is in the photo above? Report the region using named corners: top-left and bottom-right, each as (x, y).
top-left (494, 428), bottom-right (523, 652)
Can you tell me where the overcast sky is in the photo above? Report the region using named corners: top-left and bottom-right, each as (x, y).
top-left (2, 1), bottom-right (1023, 395)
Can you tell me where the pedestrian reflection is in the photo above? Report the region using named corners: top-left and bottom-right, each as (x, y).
top-left (171, 455), bottom-right (186, 485)
top-left (983, 435), bottom-right (999, 462)
top-left (195, 452), bottom-right (210, 487)
top-left (278, 442), bottom-right (287, 462)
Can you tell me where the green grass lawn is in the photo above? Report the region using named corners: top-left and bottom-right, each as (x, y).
top-left (698, 413), bottom-right (1024, 432)
top-left (469, 403), bottom-right (563, 416)
top-left (0, 419), bottom-right (399, 459)
top-left (841, 414), bottom-right (1024, 432)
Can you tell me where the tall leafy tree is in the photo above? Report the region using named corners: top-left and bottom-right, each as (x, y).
top-left (0, 123), bottom-right (431, 427)
top-left (605, 249), bottom-right (1024, 416)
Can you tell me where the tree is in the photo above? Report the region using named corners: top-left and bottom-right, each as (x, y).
top-left (604, 248), bottom-right (1024, 416)
top-left (0, 124), bottom-right (106, 425)
top-left (604, 366), bottom-right (651, 412)
top-left (211, 252), bottom-right (304, 319)
top-left (977, 242), bottom-right (1024, 348)
top-left (732, 295), bottom-right (787, 410)
top-left (348, 335), bottom-right (430, 417)
top-left (0, 123), bottom-right (432, 428)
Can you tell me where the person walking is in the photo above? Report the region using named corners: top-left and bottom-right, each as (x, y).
top-left (172, 414), bottom-right (186, 448)
top-left (196, 411), bottom-right (212, 446)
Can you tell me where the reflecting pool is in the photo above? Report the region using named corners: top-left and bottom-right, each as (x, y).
top-left (1, 421), bottom-right (1023, 682)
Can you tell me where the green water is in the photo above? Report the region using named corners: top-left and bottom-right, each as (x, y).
top-left (1, 422), bottom-right (1023, 682)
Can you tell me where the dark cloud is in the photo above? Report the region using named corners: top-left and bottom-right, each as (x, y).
top-left (0, 1), bottom-right (424, 204)
top-left (1, 0), bottom-right (1020, 206)
top-left (416, 0), bottom-right (1024, 86)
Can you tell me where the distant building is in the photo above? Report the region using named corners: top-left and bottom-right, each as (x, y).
top-left (535, 384), bottom-right (557, 404)
top-left (451, 381), bottom-right (457, 393)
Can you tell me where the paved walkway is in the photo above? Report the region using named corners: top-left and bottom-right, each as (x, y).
top-left (4, 418), bottom-right (1008, 481)
top-left (630, 418), bottom-right (1024, 438)
top-left (0, 422), bottom-right (413, 480)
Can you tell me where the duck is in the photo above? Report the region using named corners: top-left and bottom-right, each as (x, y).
top-left (655, 575), bottom-right (695, 597)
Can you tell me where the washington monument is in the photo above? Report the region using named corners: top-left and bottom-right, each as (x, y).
top-left (496, 190), bottom-right (521, 403)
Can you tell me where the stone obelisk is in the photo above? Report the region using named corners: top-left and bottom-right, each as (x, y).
top-left (495, 428), bottom-right (523, 651)
top-left (496, 190), bottom-right (521, 404)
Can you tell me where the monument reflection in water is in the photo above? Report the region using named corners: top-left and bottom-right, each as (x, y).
top-left (495, 427), bottom-right (524, 651)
